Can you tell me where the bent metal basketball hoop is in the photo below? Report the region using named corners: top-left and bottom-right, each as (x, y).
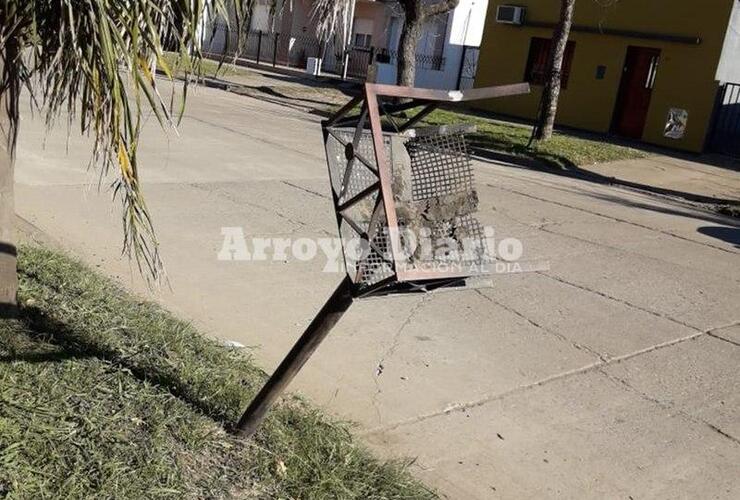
top-left (236, 82), bottom-right (530, 437)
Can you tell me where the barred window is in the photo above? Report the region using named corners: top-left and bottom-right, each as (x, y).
top-left (354, 33), bottom-right (372, 48)
top-left (524, 37), bottom-right (576, 88)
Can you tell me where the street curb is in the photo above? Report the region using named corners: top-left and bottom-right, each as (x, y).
top-left (159, 68), bottom-right (740, 209)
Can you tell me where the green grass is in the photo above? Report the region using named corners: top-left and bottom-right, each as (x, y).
top-left (716, 205), bottom-right (740, 218)
top-left (0, 245), bottom-right (435, 499)
top-left (160, 51), bottom-right (253, 79)
top-left (422, 108), bottom-right (649, 169)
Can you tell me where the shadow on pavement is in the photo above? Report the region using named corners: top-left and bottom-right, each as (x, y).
top-left (697, 226), bottom-right (740, 248)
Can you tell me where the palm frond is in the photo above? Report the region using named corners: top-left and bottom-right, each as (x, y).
top-left (311, 0), bottom-right (353, 42)
top-left (0, 0), bottom-right (246, 282)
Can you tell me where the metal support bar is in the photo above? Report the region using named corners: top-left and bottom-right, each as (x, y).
top-left (366, 82), bottom-right (530, 102)
top-left (341, 49), bottom-right (350, 80)
top-left (235, 276), bottom-right (354, 437)
top-left (455, 46), bottom-right (467, 90)
top-left (338, 182), bottom-right (380, 212)
top-left (323, 95), bottom-right (363, 128)
top-left (398, 103), bottom-right (440, 132)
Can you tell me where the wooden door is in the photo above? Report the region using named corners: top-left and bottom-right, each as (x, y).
top-left (612, 46), bottom-right (661, 139)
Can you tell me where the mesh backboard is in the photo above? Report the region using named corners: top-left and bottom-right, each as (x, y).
top-left (322, 83), bottom-right (530, 296)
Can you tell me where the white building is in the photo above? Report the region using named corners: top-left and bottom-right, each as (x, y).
top-left (377, 0), bottom-right (489, 89)
top-left (203, 0), bottom-right (489, 90)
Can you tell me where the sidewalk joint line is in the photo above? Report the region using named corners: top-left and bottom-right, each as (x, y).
top-left (360, 327), bottom-right (717, 436)
top-left (706, 330), bottom-right (740, 348)
top-left (599, 367), bottom-right (740, 446)
top-left (474, 289), bottom-right (607, 362)
top-left (281, 180), bottom-right (329, 200)
top-left (537, 271), bottom-right (702, 332)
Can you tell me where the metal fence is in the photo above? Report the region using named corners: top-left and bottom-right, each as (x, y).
top-left (708, 82), bottom-right (740, 157)
top-left (206, 29), bottom-right (447, 81)
top-left (319, 46), bottom-right (375, 78)
top-left (376, 49), bottom-right (446, 72)
top-left (456, 46), bottom-right (480, 90)
top-left (242, 31), bottom-right (283, 66)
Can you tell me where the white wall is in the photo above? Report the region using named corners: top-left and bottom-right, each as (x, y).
top-left (448, 0), bottom-right (488, 46)
top-left (379, 0), bottom-right (488, 89)
top-left (716, 0), bottom-right (740, 83)
top-left (202, 17), bottom-right (229, 54)
top-left (250, 0), bottom-right (272, 32)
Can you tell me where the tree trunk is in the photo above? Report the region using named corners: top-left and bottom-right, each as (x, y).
top-left (397, 1), bottom-right (422, 87)
top-left (534, 0), bottom-right (576, 141)
top-left (0, 47), bottom-right (19, 317)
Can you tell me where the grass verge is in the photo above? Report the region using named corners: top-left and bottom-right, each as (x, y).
top-left (423, 108), bottom-right (649, 170)
top-left (0, 245), bottom-right (435, 499)
top-left (161, 52), bottom-right (254, 79)
top-left (716, 204), bottom-right (740, 218)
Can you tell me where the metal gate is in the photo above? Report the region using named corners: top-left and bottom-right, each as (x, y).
top-left (456, 46), bottom-right (480, 90)
top-left (708, 82), bottom-right (740, 157)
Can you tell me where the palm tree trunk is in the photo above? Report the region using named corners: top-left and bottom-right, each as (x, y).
top-left (0, 48), bottom-right (19, 316)
top-left (534, 0), bottom-right (575, 141)
top-left (397, 1), bottom-right (422, 87)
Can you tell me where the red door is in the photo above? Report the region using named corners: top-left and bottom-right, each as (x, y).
top-left (612, 46), bottom-right (661, 139)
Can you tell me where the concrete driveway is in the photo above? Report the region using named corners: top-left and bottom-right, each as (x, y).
top-left (15, 82), bottom-right (740, 499)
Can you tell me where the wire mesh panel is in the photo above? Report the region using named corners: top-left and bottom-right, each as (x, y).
top-left (325, 129), bottom-right (385, 205)
top-left (390, 128), bottom-right (488, 278)
top-left (321, 82), bottom-right (530, 296)
top-left (324, 124), bottom-right (488, 293)
top-left (406, 130), bottom-right (475, 200)
top-left (324, 128), bottom-right (395, 291)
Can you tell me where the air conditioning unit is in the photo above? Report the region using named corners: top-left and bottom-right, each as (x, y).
top-left (496, 5), bottom-right (525, 25)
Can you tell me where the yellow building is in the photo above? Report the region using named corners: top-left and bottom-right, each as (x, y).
top-left (475, 1), bottom-right (740, 152)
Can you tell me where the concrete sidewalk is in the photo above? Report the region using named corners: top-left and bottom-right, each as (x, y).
top-left (14, 81), bottom-right (740, 499)
top-left (196, 62), bottom-right (740, 205)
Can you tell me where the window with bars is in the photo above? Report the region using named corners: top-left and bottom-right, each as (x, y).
top-left (412, 13), bottom-right (450, 71)
top-left (524, 37), bottom-right (576, 88)
top-left (354, 33), bottom-right (372, 48)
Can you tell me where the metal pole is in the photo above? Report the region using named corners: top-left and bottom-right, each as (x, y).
top-left (342, 0), bottom-right (357, 80)
top-left (256, 30), bottom-right (263, 65)
top-left (365, 46), bottom-right (376, 83)
top-left (341, 48), bottom-right (349, 80)
top-left (456, 46), bottom-right (467, 90)
top-left (272, 33), bottom-right (279, 67)
top-left (236, 276), bottom-right (354, 437)
top-left (318, 41), bottom-right (326, 76)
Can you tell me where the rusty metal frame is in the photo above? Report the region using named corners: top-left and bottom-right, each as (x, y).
top-left (323, 82), bottom-right (530, 295)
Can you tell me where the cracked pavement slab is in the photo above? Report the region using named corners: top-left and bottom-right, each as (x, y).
top-left (364, 368), bottom-right (740, 499)
top-left (15, 80), bottom-right (740, 499)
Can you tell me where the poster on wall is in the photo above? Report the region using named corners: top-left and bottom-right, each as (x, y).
top-left (664, 108), bottom-right (688, 139)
